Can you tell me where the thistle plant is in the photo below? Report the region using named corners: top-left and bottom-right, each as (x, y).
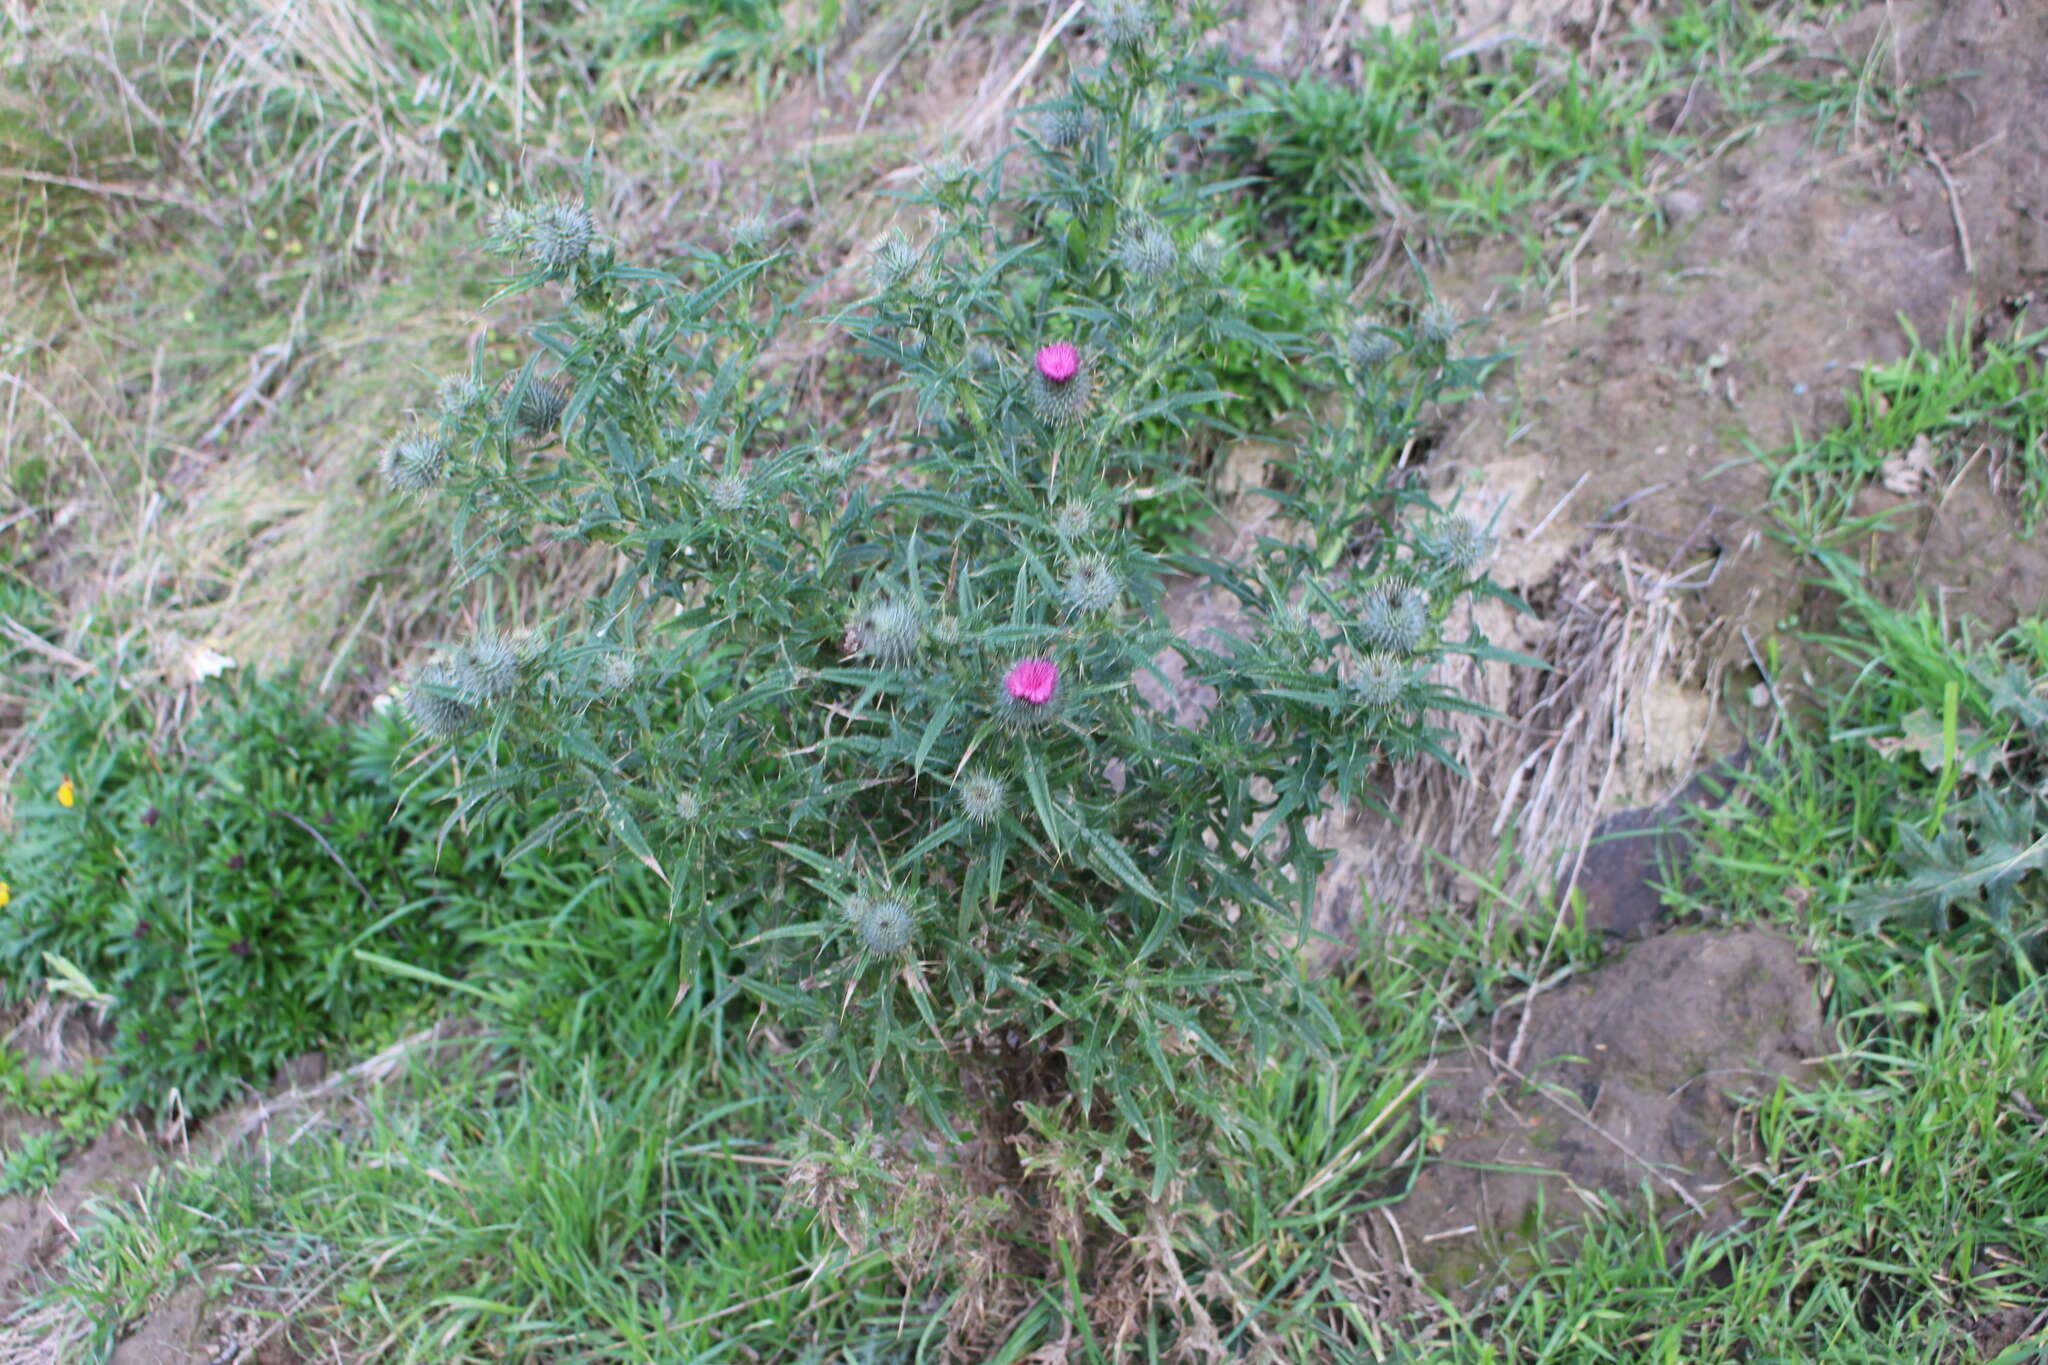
top-left (845, 891), bottom-right (919, 957)
top-left (1418, 296), bottom-right (1461, 350)
top-left (375, 1), bottom-right (1511, 1336)
top-left (435, 375), bottom-right (489, 421)
top-left (1061, 555), bottom-right (1122, 614)
top-left (401, 662), bottom-right (476, 738)
top-left (1026, 341), bottom-right (1092, 424)
top-left (955, 771), bottom-right (1007, 825)
top-left (379, 430), bottom-right (448, 494)
top-left (1037, 101), bottom-right (1094, 150)
top-left (1112, 214), bottom-right (1178, 283)
top-left (1346, 314), bottom-right (1397, 372)
top-left (847, 598), bottom-right (923, 668)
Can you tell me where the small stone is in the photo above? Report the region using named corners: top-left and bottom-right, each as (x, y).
top-left (1660, 190), bottom-right (1705, 226)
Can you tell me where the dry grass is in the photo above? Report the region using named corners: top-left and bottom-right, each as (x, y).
top-left (0, 1300), bottom-right (94, 1365)
top-left (0, 0), bottom-right (1088, 722)
top-left (1312, 523), bottom-right (1728, 959)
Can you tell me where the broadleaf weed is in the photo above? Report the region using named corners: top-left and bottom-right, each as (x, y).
top-left (374, 0), bottom-right (1516, 1335)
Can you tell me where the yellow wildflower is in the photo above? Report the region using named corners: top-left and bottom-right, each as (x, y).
top-left (0, 882), bottom-right (9, 910)
top-left (57, 777), bottom-right (76, 809)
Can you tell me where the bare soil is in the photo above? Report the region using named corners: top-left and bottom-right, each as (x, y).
top-left (1435, 0), bottom-right (2048, 648)
top-left (1365, 927), bottom-right (1828, 1299)
top-left (101, 1277), bottom-right (310, 1365)
top-left (0, 1125), bottom-right (154, 1320)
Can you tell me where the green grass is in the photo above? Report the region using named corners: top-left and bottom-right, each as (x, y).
top-left (1361, 576), bottom-right (2048, 1361)
top-left (1217, 2), bottom-right (1804, 276)
top-left (1763, 1), bottom-right (1925, 154)
top-left (68, 775), bottom-right (2035, 1365)
top-left (1767, 311), bottom-right (2048, 532)
top-left (0, 1046), bottom-right (120, 1147)
top-left (14, 902), bottom-right (1454, 1361)
top-left (0, 0), bottom-right (869, 683)
top-left (49, 1008), bottom-right (906, 1361)
top-left (6, 0), bottom-right (825, 261)
top-left (0, 201), bottom-right (510, 675)
top-left (1420, 971), bottom-right (2048, 1361)
top-left (0, 659), bottom-right (508, 1111)
top-left (1681, 566), bottom-right (2048, 987)
top-left (0, 1130), bottom-right (70, 1199)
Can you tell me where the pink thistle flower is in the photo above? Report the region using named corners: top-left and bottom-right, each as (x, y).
top-left (1004, 658), bottom-right (1059, 706)
top-left (1035, 343), bottom-right (1080, 385)
top-left (1028, 343), bottom-right (1091, 425)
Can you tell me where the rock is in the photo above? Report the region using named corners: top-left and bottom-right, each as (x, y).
top-left (1659, 189), bottom-right (1706, 227)
top-left (1366, 928), bottom-right (1828, 1302)
top-left (1566, 747), bottom-right (1750, 940)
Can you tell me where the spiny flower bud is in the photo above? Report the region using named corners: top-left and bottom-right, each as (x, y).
top-left (1187, 231), bottom-right (1229, 280)
top-left (597, 651), bottom-right (637, 693)
top-left (456, 636), bottom-right (521, 703)
top-left (1089, 0), bottom-right (1153, 50)
top-left (484, 205), bottom-right (533, 257)
top-left (846, 894), bottom-right (916, 956)
top-left (931, 615), bottom-right (964, 647)
top-left (380, 432), bottom-right (448, 494)
top-left (674, 789), bottom-right (703, 822)
top-left (526, 200), bottom-right (595, 276)
top-left (850, 599), bottom-right (922, 668)
top-left (436, 375), bottom-right (489, 421)
top-left (402, 662), bottom-right (476, 739)
top-left (1271, 601), bottom-right (1320, 653)
top-left (924, 155), bottom-right (971, 191)
top-left (709, 471), bottom-right (750, 512)
top-left (1028, 343), bottom-right (1091, 426)
top-left (1346, 317), bottom-right (1396, 371)
top-left (509, 629), bottom-right (547, 665)
top-left (956, 772), bottom-right (1006, 825)
top-left (1360, 581), bottom-right (1430, 655)
top-left (500, 375), bottom-right (569, 443)
top-left (868, 231), bottom-right (920, 293)
top-left (1053, 501), bottom-right (1096, 541)
top-left (729, 212), bottom-right (771, 255)
top-left (1037, 101), bottom-right (1094, 150)
top-left (1062, 556), bottom-right (1121, 615)
top-left (996, 658), bottom-right (1060, 732)
top-left (1423, 515), bottom-right (1492, 575)
top-left (1113, 218), bottom-right (1177, 283)
top-left (1419, 299), bottom-right (1459, 348)
top-left (1350, 652), bottom-right (1412, 710)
